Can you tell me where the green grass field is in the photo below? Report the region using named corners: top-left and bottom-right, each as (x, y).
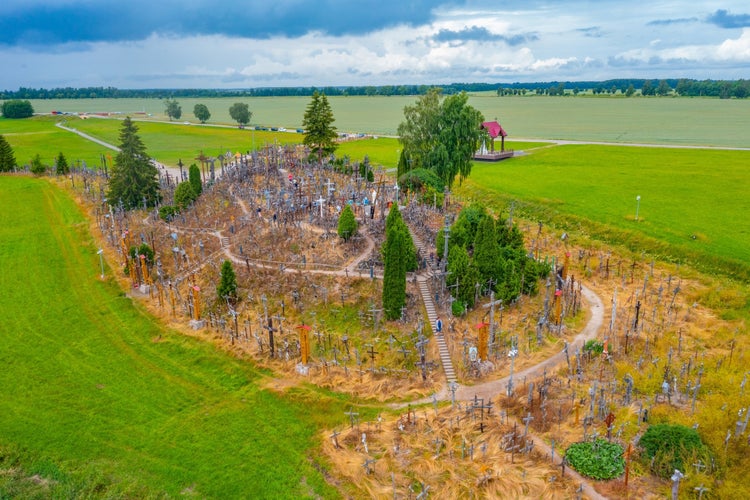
top-left (21, 95), bottom-right (750, 147)
top-left (459, 144), bottom-right (750, 280)
top-left (0, 176), bottom-right (354, 498)
top-left (0, 116), bottom-right (112, 169)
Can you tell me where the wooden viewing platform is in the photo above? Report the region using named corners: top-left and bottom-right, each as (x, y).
top-left (474, 150), bottom-right (515, 161)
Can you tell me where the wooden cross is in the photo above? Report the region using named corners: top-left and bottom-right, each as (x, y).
top-left (362, 458), bottom-right (376, 475)
top-left (522, 412), bottom-right (534, 436)
top-left (330, 429), bottom-right (340, 449)
top-left (694, 484), bottom-right (709, 500)
top-left (367, 343), bottom-right (378, 361)
top-left (344, 407), bottom-right (360, 429)
top-left (604, 412), bottom-right (616, 440)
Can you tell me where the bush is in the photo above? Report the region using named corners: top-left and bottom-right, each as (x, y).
top-left (1, 99), bottom-right (34, 118)
top-left (565, 439), bottom-right (625, 480)
top-left (30, 153), bottom-right (46, 175)
top-left (174, 181), bottom-right (197, 210)
top-left (129, 243), bottom-right (155, 265)
top-left (639, 423), bottom-right (708, 478)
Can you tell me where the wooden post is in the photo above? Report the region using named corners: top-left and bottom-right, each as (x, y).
top-left (297, 325), bottom-right (310, 364)
top-left (191, 285), bottom-right (201, 320)
top-left (477, 322), bottom-right (489, 361)
top-left (624, 443), bottom-right (633, 490)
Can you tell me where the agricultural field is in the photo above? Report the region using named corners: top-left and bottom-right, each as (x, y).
top-left (0, 176), bottom-right (354, 498)
top-left (23, 95), bottom-right (750, 147)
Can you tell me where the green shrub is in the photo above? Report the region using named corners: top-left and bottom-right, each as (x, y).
top-left (565, 439), bottom-right (625, 480)
top-left (158, 205), bottom-right (178, 221)
top-left (639, 423), bottom-right (708, 478)
top-left (174, 181), bottom-right (197, 210)
top-left (451, 300), bottom-right (465, 317)
top-left (129, 243), bottom-right (155, 266)
top-left (583, 339), bottom-right (604, 355)
top-left (30, 153), bottom-right (46, 175)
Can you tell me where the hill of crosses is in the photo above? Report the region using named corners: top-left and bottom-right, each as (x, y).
top-left (73, 142), bottom-right (748, 499)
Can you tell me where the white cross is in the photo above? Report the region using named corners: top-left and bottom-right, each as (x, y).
top-left (316, 196), bottom-right (326, 217)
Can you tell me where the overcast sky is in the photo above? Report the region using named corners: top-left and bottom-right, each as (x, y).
top-left (1, 1), bottom-right (749, 90)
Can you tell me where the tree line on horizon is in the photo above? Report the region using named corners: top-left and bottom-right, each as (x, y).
top-left (1, 78), bottom-right (748, 100)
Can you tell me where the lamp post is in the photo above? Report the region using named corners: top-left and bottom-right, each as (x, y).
top-left (97, 248), bottom-right (105, 279)
top-left (635, 195), bottom-right (641, 221)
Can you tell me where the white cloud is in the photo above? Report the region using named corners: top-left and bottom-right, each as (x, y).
top-left (716, 28), bottom-right (750, 60)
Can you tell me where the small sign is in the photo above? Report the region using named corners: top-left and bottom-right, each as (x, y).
top-left (469, 346), bottom-right (478, 362)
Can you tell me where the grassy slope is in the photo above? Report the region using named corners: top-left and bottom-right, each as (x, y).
top-left (0, 116), bottom-right (112, 168)
top-left (459, 144), bottom-right (750, 279)
top-left (0, 177), bottom-right (343, 498)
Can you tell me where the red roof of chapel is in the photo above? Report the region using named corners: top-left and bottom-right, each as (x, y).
top-left (481, 121), bottom-right (507, 138)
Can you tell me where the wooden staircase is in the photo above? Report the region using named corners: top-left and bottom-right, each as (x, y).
top-left (408, 226), bottom-right (457, 384)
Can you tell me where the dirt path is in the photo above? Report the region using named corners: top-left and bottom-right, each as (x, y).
top-left (401, 284), bottom-right (608, 499)
top-left (452, 284), bottom-right (603, 401)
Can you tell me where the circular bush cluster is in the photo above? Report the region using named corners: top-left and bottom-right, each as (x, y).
top-left (565, 438), bottom-right (625, 480)
top-left (639, 423), bottom-right (707, 478)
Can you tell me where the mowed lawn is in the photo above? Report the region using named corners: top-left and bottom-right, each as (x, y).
top-left (0, 177), bottom-right (344, 498)
top-left (460, 144), bottom-right (750, 279)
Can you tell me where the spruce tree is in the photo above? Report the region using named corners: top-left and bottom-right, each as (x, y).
top-left (106, 117), bottom-right (160, 210)
top-left (302, 91), bottom-right (338, 163)
top-left (0, 134), bottom-right (16, 172)
top-left (55, 152), bottom-right (69, 175)
top-left (217, 260), bottom-right (238, 305)
top-left (382, 224), bottom-right (406, 320)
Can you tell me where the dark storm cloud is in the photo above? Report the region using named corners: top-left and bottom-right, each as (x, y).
top-left (706, 9), bottom-right (750, 28)
top-left (433, 26), bottom-right (536, 45)
top-left (0, 0), bottom-right (457, 46)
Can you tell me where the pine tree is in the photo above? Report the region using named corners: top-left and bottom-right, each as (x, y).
top-left (106, 117), bottom-right (160, 210)
top-left (217, 260), bottom-right (238, 305)
top-left (302, 91), bottom-right (338, 163)
top-left (55, 152), bottom-right (69, 175)
top-left (0, 134), bottom-right (16, 172)
top-left (382, 224), bottom-right (407, 320)
top-left (337, 204), bottom-right (358, 241)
